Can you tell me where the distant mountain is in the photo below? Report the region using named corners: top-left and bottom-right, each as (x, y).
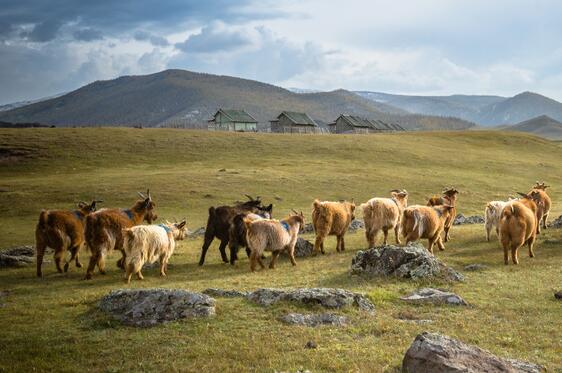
top-left (356, 91), bottom-right (562, 126)
top-left (503, 115), bottom-right (562, 140)
top-left (0, 70), bottom-right (474, 130)
top-left (0, 92), bottom-right (66, 112)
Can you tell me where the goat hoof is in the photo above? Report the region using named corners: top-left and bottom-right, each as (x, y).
top-left (63, 263), bottom-right (70, 272)
top-left (75, 262), bottom-right (83, 268)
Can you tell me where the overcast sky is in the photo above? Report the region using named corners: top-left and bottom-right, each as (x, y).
top-left (1, 0), bottom-right (561, 104)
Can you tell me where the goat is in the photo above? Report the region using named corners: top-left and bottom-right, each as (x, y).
top-left (84, 190), bottom-right (157, 279)
top-left (427, 187), bottom-right (458, 242)
top-left (35, 200), bottom-right (102, 277)
top-left (311, 199), bottom-right (355, 255)
top-left (530, 181), bottom-right (551, 232)
top-left (498, 192), bottom-right (540, 265)
top-left (122, 220), bottom-right (187, 284)
top-left (228, 212), bottom-right (266, 265)
top-left (484, 200), bottom-right (509, 242)
top-left (361, 189), bottom-right (408, 247)
top-left (401, 204), bottom-right (455, 254)
top-left (244, 210), bottom-right (305, 271)
top-left (199, 195), bottom-right (272, 266)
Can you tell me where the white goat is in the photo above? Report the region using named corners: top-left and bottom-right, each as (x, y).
top-left (485, 201), bottom-right (509, 241)
top-left (122, 220), bottom-right (187, 283)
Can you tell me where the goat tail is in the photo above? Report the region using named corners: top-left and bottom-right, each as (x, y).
top-left (412, 210), bottom-right (425, 237)
top-left (360, 203), bottom-right (371, 221)
top-left (37, 210), bottom-right (49, 231)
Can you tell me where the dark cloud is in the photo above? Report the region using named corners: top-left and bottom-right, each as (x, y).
top-left (73, 28), bottom-right (104, 42)
top-left (175, 25), bottom-right (252, 53)
top-left (21, 19), bottom-right (63, 42)
top-left (134, 31), bottom-right (169, 47)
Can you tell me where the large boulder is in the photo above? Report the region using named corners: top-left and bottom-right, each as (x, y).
top-left (348, 219), bottom-right (365, 232)
top-left (203, 288), bottom-right (248, 298)
top-left (453, 214), bottom-right (485, 225)
top-left (293, 238), bottom-right (314, 257)
top-left (98, 289), bottom-right (215, 327)
top-left (351, 243), bottom-right (464, 282)
top-left (401, 288), bottom-right (468, 306)
top-left (279, 313), bottom-right (348, 327)
top-left (0, 245), bottom-right (36, 268)
top-left (402, 332), bottom-right (545, 372)
top-left (549, 215), bottom-right (562, 228)
top-left (246, 288), bottom-right (375, 314)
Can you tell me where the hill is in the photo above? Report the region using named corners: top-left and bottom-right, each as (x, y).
top-left (357, 91), bottom-right (562, 126)
top-left (0, 128), bottom-right (560, 371)
top-left (0, 69), bottom-right (474, 130)
top-left (505, 115), bottom-right (562, 140)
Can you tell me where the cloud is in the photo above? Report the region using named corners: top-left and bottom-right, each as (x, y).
top-left (21, 19), bottom-right (63, 42)
top-left (73, 28), bottom-right (104, 42)
top-left (133, 31), bottom-right (169, 47)
top-left (175, 23), bottom-right (253, 53)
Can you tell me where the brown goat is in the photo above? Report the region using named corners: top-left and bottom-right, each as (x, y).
top-left (401, 204), bottom-right (455, 254)
top-left (311, 199), bottom-right (355, 255)
top-left (84, 190), bottom-right (157, 279)
top-left (499, 192), bottom-right (539, 265)
top-left (361, 189), bottom-right (408, 247)
top-left (35, 200), bottom-right (101, 277)
top-left (427, 187), bottom-right (458, 242)
top-left (530, 181), bottom-right (551, 232)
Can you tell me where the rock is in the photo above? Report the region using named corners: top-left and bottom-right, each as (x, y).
top-left (0, 290), bottom-right (9, 307)
top-left (350, 243), bottom-right (464, 282)
top-left (301, 223), bottom-right (314, 234)
top-left (188, 227), bottom-right (206, 238)
top-left (98, 288), bottom-right (215, 327)
top-left (305, 340), bottom-right (317, 349)
top-left (279, 313), bottom-right (348, 327)
top-left (0, 253), bottom-right (34, 268)
top-left (543, 238), bottom-right (561, 245)
top-left (293, 238), bottom-right (314, 257)
top-left (218, 168), bottom-right (226, 172)
top-left (2, 246), bottom-right (35, 256)
top-left (548, 215), bottom-right (562, 228)
top-left (453, 214), bottom-right (485, 225)
top-left (401, 288), bottom-right (468, 306)
top-left (203, 288), bottom-right (248, 298)
top-left (246, 288), bottom-right (375, 314)
top-left (555, 291), bottom-right (562, 300)
top-left (348, 219), bottom-right (365, 232)
top-left (402, 332), bottom-right (545, 372)
top-left (274, 195), bottom-right (283, 201)
top-left (464, 264), bottom-right (488, 271)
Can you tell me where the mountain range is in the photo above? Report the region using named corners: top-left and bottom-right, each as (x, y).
top-left (355, 91), bottom-right (562, 126)
top-left (504, 115), bottom-right (562, 140)
top-left (0, 70), bottom-right (474, 130)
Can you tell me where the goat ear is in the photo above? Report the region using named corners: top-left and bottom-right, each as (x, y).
top-left (266, 204), bottom-right (273, 211)
top-left (146, 189), bottom-right (151, 200)
top-left (516, 192), bottom-right (528, 198)
top-left (177, 221), bottom-right (186, 229)
top-left (78, 201), bottom-right (87, 208)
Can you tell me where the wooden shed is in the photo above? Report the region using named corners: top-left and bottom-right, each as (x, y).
top-left (208, 109), bottom-right (258, 131)
top-left (270, 111), bottom-right (318, 133)
top-left (329, 114), bottom-right (403, 134)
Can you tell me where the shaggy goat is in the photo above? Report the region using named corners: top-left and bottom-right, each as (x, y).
top-left (427, 187), bottom-right (459, 242)
top-left (361, 189), bottom-right (408, 247)
top-left (311, 199), bottom-right (355, 254)
top-left (35, 199), bottom-right (102, 277)
top-left (84, 190), bottom-right (157, 280)
top-left (228, 212), bottom-right (267, 265)
top-left (244, 210), bottom-right (305, 271)
top-left (498, 192), bottom-right (540, 265)
top-left (401, 204), bottom-right (455, 254)
top-left (122, 220), bottom-right (187, 284)
top-left (530, 181), bottom-right (551, 231)
top-left (199, 195), bottom-right (272, 266)
top-left (484, 200), bottom-right (509, 242)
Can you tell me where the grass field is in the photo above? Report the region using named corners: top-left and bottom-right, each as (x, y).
top-left (0, 128), bottom-right (561, 372)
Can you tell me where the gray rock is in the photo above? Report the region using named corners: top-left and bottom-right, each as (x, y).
top-left (203, 288), bottom-right (248, 298)
top-left (246, 288), bottom-right (375, 314)
top-left (0, 253), bottom-right (34, 268)
top-left (305, 341), bottom-right (317, 349)
top-left (348, 219), bottom-right (365, 232)
top-left (401, 288), bottom-right (468, 306)
top-left (555, 291), bottom-right (562, 300)
top-left (279, 313), bottom-right (348, 327)
top-left (548, 215), bottom-right (562, 228)
top-left (293, 238), bottom-right (314, 257)
top-left (188, 227), bottom-right (206, 238)
top-left (351, 243), bottom-right (464, 282)
top-left (1, 246), bottom-right (35, 256)
top-left (453, 214), bottom-right (485, 225)
top-left (402, 332), bottom-right (545, 372)
top-left (301, 223), bottom-right (314, 234)
top-left (464, 264), bottom-right (488, 271)
top-left (98, 288), bottom-right (215, 327)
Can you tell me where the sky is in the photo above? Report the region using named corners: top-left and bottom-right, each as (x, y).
top-left (1, 0), bottom-right (562, 104)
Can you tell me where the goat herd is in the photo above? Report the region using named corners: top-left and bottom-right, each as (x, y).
top-left (34, 182), bottom-right (553, 283)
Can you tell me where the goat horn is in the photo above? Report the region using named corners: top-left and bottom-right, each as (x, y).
top-left (389, 189), bottom-right (401, 193)
top-left (516, 191), bottom-right (528, 197)
top-left (244, 194), bottom-right (254, 200)
top-left (146, 189), bottom-right (151, 199)
top-left (138, 191), bottom-right (146, 199)
top-left (291, 209), bottom-right (298, 215)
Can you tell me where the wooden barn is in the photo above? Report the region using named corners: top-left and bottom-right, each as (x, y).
top-left (270, 111), bottom-right (318, 133)
top-left (329, 114), bottom-right (405, 134)
top-left (208, 109), bottom-right (258, 131)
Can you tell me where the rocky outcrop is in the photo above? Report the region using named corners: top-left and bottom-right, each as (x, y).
top-left (279, 313), bottom-right (348, 327)
top-left (453, 214), bottom-right (485, 225)
top-left (98, 289), bottom-right (215, 327)
top-left (351, 243), bottom-right (464, 282)
top-left (401, 288), bottom-right (468, 306)
top-left (246, 288), bottom-right (375, 314)
top-left (402, 332), bottom-right (545, 372)
top-left (203, 288), bottom-right (248, 298)
top-left (0, 246), bottom-right (36, 268)
top-left (293, 238), bottom-right (314, 257)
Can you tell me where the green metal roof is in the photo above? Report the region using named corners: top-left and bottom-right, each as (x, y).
top-left (278, 111), bottom-right (317, 126)
top-left (217, 109), bottom-right (257, 123)
top-left (338, 115), bottom-right (404, 131)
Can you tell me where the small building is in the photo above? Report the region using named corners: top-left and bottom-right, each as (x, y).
top-left (208, 109), bottom-right (258, 131)
top-left (270, 111), bottom-right (318, 133)
top-left (329, 114), bottom-right (404, 134)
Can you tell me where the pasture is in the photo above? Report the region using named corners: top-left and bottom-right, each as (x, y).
top-left (0, 128), bottom-right (561, 372)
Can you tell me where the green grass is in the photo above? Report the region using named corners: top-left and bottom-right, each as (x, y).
top-left (0, 128), bottom-right (561, 372)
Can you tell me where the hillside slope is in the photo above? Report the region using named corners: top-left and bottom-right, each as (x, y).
top-left (478, 92), bottom-right (562, 125)
top-left (0, 70), bottom-right (474, 130)
top-left (505, 115), bottom-right (562, 140)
